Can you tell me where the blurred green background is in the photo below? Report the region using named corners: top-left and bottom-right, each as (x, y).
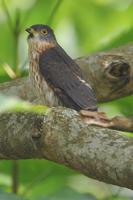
top-left (0, 0), bottom-right (133, 199)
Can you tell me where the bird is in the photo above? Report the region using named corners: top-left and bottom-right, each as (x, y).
top-left (26, 24), bottom-right (109, 126)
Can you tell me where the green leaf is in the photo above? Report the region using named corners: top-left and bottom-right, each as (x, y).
top-left (20, 160), bottom-right (75, 199)
top-left (0, 94), bottom-right (50, 114)
top-left (39, 187), bottom-right (96, 200)
top-left (106, 197), bottom-right (132, 200)
top-left (0, 189), bottom-right (26, 200)
top-left (99, 27), bottom-right (133, 51)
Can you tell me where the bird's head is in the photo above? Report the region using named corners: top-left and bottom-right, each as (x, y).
top-left (25, 24), bottom-right (56, 44)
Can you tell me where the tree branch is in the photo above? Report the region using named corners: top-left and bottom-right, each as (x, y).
top-left (0, 108), bottom-right (133, 189)
top-left (0, 44), bottom-right (133, 103)
top-left (0, 44), bottom-right (133, 189)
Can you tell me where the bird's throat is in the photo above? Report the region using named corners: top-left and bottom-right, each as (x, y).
top-left (28, 39), bottom-right (56, 54)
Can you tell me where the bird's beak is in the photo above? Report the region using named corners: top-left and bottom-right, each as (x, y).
top-left (25, 28), bottom-right (32, 33)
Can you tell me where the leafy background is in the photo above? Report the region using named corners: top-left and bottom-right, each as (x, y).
top-left (0, 0), bottom-right (133, 199)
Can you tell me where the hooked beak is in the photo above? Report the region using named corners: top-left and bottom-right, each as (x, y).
top-left (25, 28), bottom-right (32, 33)
top-left (25, 28), bottom-right (34, 39)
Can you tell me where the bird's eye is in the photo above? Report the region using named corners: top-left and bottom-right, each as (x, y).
top-left (42, 29), bottom-right (48, 35)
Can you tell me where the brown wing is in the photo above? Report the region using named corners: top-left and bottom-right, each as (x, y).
top-left (39, 45), bottom-right (97, 111)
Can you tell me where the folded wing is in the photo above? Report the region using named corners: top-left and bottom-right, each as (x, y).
top-left (39, 45), bottom-right (97, 111)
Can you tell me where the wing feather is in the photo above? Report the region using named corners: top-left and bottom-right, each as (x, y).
top-left (39, 45), bottom-right (97, 111)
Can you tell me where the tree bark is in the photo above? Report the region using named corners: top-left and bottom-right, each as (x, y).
top-left (0, 108), bottom-right (133, 189)
top-left (0, 44), bottom-right (133, 103)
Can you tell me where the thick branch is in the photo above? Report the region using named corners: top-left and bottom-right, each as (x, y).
top-left (0, 108), bottom-right (133, 189)
top-left (0, 44), bottom-right (133, 103)
top-left (0, 44), bottom-right (133, 189)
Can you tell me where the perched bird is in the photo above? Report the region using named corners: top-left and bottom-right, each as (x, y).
top-left (26, 24), bottom-right (108, 125)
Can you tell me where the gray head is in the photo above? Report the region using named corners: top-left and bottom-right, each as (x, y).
top-left (25, 24), bottom-right (56, 42)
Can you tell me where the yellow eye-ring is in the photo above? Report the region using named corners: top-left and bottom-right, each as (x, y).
top-left (41, 29), bottom-right (48, 35)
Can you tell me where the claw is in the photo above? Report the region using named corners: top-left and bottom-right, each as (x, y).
top-left (80, 110), bottom-right (113, 128)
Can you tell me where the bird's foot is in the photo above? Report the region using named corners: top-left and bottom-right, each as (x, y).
top-left (80, 110), bottom-right (113, 128)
